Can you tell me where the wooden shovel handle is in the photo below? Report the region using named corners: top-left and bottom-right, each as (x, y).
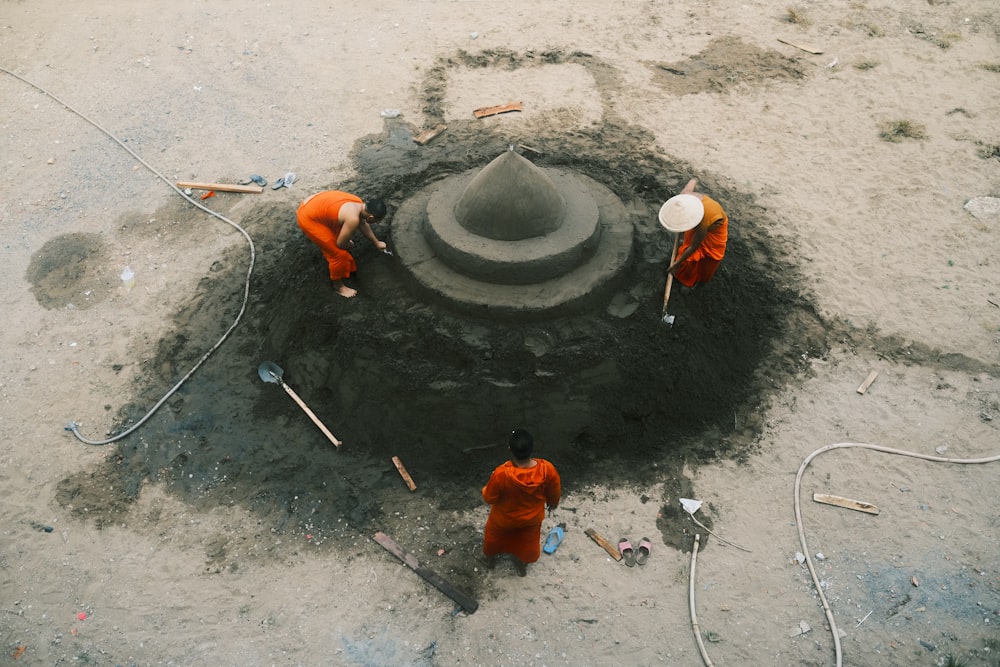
top-left (663, 232), bottom-right (680, 314)
top-left (280, 383), bottom-right (342, 448)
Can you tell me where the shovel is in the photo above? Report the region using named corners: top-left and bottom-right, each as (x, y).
top-left (258, 361), bottom-right (342, 449)
top-left (661, 232), bottom-right (680, 326)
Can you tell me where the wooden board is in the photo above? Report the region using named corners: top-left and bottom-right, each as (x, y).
top-left (413, 124), bottom-right (447, 145)
top-left (584, 528), bottom-right (623, 561)
top-left (473, 101), bottom-right (523, 119)
top-left (372, 531), bottom-right (479, 613)
top-left (777, 38), bottom-right (823, 55)
top-left (176, 181), bottom-right (264, 194)
top-left (813, 493), bottom-right (880, 515)
top-left (391, 456), bottom-right (417, 491)
top-left (856, 370), bottom-right (879, 394)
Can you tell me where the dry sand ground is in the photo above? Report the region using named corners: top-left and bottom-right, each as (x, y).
top-left (2, 1), bottom-right (1000, 666)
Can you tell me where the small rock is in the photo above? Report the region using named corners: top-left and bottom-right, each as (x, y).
top-left (815, 552), bottom-right (826, 561)
top-left (794, 552), bottom-right (806, 564)
top-left (964, 196), bottom-right (1000, 220)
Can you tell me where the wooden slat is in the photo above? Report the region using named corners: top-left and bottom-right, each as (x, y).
top-left (414, 124), bottom-right (447, 145)
top-left (813, 493), bottom-right (880, 515)
top-left (584, 528), bottom-right (623, 561)
top-left (473, 101), bottom-right (523, 119)
top-left (176, 181), bottom-right (264, 194)
top-left (856, 370), bottom-right (879, 394)
top-left (391, 456), bottom-right (417, 491)
top-left (372, 532), bottom-right (479, 613)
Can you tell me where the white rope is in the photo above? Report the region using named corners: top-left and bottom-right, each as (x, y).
top-left (1, 66), bottom-right (257, 445)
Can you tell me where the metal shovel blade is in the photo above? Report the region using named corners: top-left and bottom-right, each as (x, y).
top-left (258, 361), bottom-right (284, 384)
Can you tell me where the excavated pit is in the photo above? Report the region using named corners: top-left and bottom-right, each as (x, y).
top-left (51, 115), bottom-right (828, 576)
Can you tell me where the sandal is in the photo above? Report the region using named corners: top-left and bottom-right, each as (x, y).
top-left (636, 537), bottom-right (652, 565)
top-left (543, 523), bottom-right (565, 555)
top-left (619, 538), bottom-right (636, 567)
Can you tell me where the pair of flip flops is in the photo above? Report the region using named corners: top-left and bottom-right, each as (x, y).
top-left (543, 523), bottom-right (565, 555)
top-left (618, 538), bottom-right (652, 566)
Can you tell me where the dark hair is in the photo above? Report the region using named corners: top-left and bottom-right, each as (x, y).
top-left (365, 198), bottom-right (387, 219)
top-left (508, 429), bottom-right (534, 460)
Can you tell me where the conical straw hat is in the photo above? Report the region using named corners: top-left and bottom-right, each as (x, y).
top-left (658, 194), bottom-right (704, 232)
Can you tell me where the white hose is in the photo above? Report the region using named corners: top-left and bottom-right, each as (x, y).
top-left (794, 442), bottom-right (1000, 667)
top-left (1, 66), bottom-right (256, 446)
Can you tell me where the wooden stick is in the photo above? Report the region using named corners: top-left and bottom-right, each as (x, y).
top-left (391, 456), bottom-right (417, 491)
top-left (414, 124), bottom-right (447, 145)
top-left (584, 528), bottom-right (623, 561)
top-left (279, 383), bottom-right (342, 449)
top-left (662, 232), bottom-right (680, 316)
top-left (373, 532), bottom-right (479, 613)
top-left (176, 181), bottom-right (264, 194)
top-left (813, 493), bottom-right (880, 515)
top-left (856, 370), bottom-right (879, 394)
top-left (777, 38), bottom-right (823, 54)
top-left (473, 101), bottom-right (523, 119)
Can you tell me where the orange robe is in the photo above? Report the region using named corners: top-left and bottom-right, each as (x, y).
top-left (674, 195), bottom-right (728, 288)
top-left (296, 191), bottom-right (362, 281)
top-left (482, 459), bottom-right (561, 563)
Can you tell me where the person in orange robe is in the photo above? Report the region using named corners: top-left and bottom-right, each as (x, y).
top-left (666, 178), bottom-right (729, 288)
top-left (296, 190), bottom-right (388, 298)
top-left (482, 429), bottom-right (561, 576)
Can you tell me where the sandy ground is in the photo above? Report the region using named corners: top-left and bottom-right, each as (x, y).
top-left (2, 1), bottom-right (1000, 666)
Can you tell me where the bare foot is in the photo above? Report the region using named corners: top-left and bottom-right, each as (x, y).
top-left (334, 282), bottom-right (358, 298)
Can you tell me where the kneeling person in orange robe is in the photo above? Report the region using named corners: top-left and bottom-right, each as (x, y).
top-left (482, 429), bottom-right (561, 576)
top-left (665, 178), bottom-right (729, 287)
top-left (296, 190), bottom-right (388, 298)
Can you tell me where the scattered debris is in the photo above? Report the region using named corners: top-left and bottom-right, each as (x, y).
top-left (813, 493), bottom-right (880, 515)
top-left (391, 455), bottom-right (417, 491)
top-left (964, 196), bottom-right (1000, 220)
top-left (176, 181), bottom-right (263, 194)
top-left (414, 124), bottom-right (447, 145)
top-left (856, 610), bottom-right (873, 627)
top-left (777, 38), bottom-right (823, 54)
top-left (473, 101), bottom-right (523, 119)
top-left (200, 190), bottom-right (216, 200)
top-left (380, 109), bottom-right (401, 118)
top-left (911, 575), bottom-right (919, 587)
top-left (856, 370), bottom-right (879, 394)
top-left (789, 620), bottom-right (812, 637)
top-left (372, 531), bottom-right (478, 613)
top-left (584, 528), bottom-right (623, 561)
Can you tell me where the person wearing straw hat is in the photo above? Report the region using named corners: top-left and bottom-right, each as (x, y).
top-left (660, 178), bottom-right (729, 288)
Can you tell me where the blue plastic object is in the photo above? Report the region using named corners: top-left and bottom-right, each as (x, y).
top-left (543, 524), bottom-right (565, 554)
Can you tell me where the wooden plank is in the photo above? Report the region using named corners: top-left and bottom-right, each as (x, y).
top-left (413, 124), bottom-right (447, 145)
top-left (777, 38), bottom-right (823, 55)
top-left (473, 101), bottom-right (523, 119)
top-left (372, 531), bottom-right (479, 613)
top-left (391, 456), bottom-right (417, 491)
top-left (176, 181), bottom-right (264, 194)
top-left (813, 493), bottom-right (880, 515)
top-left (856, 370), bottom-right (879, 395)
top-left (584, 528), bottom-right (623, 561)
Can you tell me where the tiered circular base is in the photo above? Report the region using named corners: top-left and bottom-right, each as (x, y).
top-left (392, 167), bottom-right (634, 319)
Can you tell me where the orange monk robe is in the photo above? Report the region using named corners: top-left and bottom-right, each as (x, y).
top-left (296, 191), bottom-right (363, 281)
top-left (482, 459), bottom-right (561, 564)
top-left (674, 195), bottom-right (729, 288)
